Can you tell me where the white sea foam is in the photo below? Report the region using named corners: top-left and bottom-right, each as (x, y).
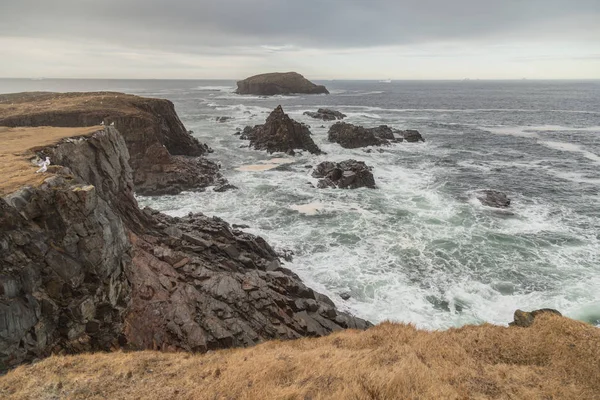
top-left (541, 141), bottom-right (600, 164)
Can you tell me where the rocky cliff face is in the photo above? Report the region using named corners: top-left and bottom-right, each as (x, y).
top-left (0, 124), bottom-right (370, 371)
top-left (0, 92), bottom-right (224, 195)
top-left (0, 127), bottom-right (132, 371)
top-left (236, 72), bottom-right (329, 95)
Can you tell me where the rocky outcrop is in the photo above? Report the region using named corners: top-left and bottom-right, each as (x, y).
top-left (475, 190), bottom-right (511, 208)
top-left (0, 92), bottom-right (226, 196)
top-left (303, 109), bottom-right (346, 121)
top-left (0, 127), bottom-right (133, 371)
top-left (241, 106), bottom-right (323, 155)
top-left (312, 160), bottom-right (376, 189)
top-left (0, 125), bottom-right (370, 371)
top-left (328, 122), bottom-right (424, 148)
top-left (509, 309), bottom-right (562, 327)
top-left (236, 72), bottom-right (329, 96)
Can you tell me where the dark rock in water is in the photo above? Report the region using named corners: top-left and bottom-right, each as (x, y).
top-left (312, 160), bottom-right (376, 189)
top-left (401, 129), bottom-right (425, 142)
top-left (340, 293), bottom-right (352, 301)
top-left (236, 72), bottom-right (329, 96)
top-left (475, 190), bottom-right (511, 208)
top-left (232, 224), bottom-right (250, 230)
top-left (213, 182), bottom-right (238, 192)
top-left (216, 116), bottom-right (232, 123)
top-left (303, 108), bottom-right (347, 121)
top-left (510, 309), bottom-right (562, 327)
top-left (240, 106), bottom-right (323, 155)
top-left (328, 122), bottom-right (389, 148)
top-left (328, 122), bottom-right (424, 148)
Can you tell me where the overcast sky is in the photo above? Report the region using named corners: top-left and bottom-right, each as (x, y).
top-left (1, 0), bottom-right (599, 79)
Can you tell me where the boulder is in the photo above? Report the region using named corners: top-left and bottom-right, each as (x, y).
top-left (312, 160), bottom-right (376, 189)
top-left (475, 190), bottom-right (511, 208)
top-left (241, 106), bottom-right (322, 155)
top-left (236, 72), bottom-right (329, 96)
top-left (402, 129), bottom-right (425, 142)
top-left (303, 108), bottom-right (347, 121)
top-left (328, 122), bottom-right (390, 148)
top-left (510, 309), bottom-right (562, 327)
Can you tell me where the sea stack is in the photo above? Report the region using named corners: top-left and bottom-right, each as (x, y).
top-left (236, 72), bottom-right (329, 95)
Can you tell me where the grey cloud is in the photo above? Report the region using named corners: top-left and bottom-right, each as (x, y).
top-left (1, 0), bottom-right (599, 51)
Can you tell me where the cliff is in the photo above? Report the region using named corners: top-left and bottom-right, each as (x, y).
top-left (2, 314), bottom-right (599, 399)
top-left (0, 123), bottom-right (370, 371)
top-left (236, 72), bottom-right (329, 95)
top-left (0, 92), bottom-right (225, 195)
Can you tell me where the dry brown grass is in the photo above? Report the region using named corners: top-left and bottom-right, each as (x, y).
top-left (0, 126), bottom-right (100, 196)
top-left (0, 92), bottom-right (150, 120)
top-left (2, 314), bottom-right (599, 400)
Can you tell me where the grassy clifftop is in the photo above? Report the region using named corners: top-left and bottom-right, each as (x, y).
top-left (2, 314), bottom-right (599, 399)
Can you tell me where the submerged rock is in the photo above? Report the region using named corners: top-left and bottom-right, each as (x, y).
top-left (303, 108), bottom-right (347, 121)
top-left (475, 190), bottom-right (511, 208)
top-left (236, 72), bottom-right (329, 95)
top-left (312, 160), bottom-right (376, 189)
top-left (241, 106), bottom-right (323, 155)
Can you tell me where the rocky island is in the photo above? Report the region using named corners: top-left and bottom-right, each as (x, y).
top-left (236, 72), bottom-right (329, 96)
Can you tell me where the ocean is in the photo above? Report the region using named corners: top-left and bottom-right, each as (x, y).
top-left (2, 78), bottom-right (599, 328)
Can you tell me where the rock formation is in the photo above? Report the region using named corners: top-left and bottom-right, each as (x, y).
top-left (312, 160), bottom-right (376, 189)
top-left (303, 108), bottom-right (346, 121)
top-left (0, 123), bottom-right (369, 371)
top-left (475, 190), bottom-right (511, 208)
top-left (509, 309), bottom-right (562, 327)
top-left (241, 106), bottom-right (323, 155)
top-left (236, 72), bottom-right (329, 96)
top-left (328, 122), bottom-right (424, 148)
top-left (0, 92), bottom-right (227, 196)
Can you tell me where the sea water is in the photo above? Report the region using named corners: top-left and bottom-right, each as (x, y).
top-left (2, 78), bottom-right (599, 328)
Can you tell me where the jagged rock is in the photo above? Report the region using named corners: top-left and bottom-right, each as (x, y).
top-left (475, 190), bottom-right (511, 208)
top-left (402, 129), bottom-right (425, 142)
top-left (510, 309), bottom-right (562, 327)
top-left (328, 122), bottom-right (390, 148)
top-left (312, 160), bottom-right (376, 189)
top-left (328, 122), bottom-right (425, 148)
top-left (0, 92), bottom-right (229, 196)
top-left (241, 106), bottom-right (322, 155)
top-left (303, 108), bottom-right (346, 121)
top-left (0, 121), bottom-right (370, 371)
top-left (236, 72), bottom-right (329, 95)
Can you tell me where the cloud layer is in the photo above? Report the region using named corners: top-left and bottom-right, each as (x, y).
top-left (1, 0), bottom-right (599, 78)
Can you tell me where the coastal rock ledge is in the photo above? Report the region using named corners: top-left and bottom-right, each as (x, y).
top-left (0, 122), bottom-right (370, 371)
top-left (236, 72), bottom-right (329, 96)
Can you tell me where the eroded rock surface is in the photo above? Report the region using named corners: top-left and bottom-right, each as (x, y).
top-left (236, 72), bottom-right (329, 96)
top-left (312, 160), bottom-right (376, 189)
top-left (241, 106), bottom-right (322, 155)
top-left (509, 309), bottom-right (562, 327)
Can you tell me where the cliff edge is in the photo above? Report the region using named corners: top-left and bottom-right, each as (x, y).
top-left (0, 92), bottom-right (225, 195)
top-left (0, 122), bottom-right (370, 371)
top-left (236, 72), bottom-right (329, 95)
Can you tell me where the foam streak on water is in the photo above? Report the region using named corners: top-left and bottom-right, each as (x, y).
top-left (12, 79), bottom-right (594, 329)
